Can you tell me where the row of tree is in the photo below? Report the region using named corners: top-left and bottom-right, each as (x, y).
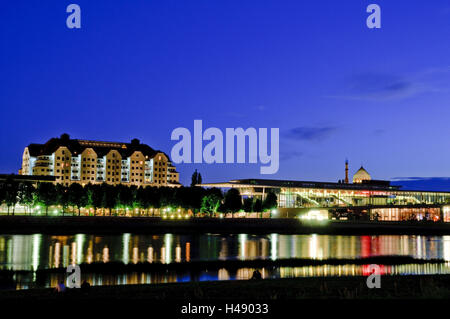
top-left (0, 177), bottom-right (278, 217)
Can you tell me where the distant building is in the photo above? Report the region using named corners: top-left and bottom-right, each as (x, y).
top-left (19, 134), bottom-right (180, 187)
top-left (199, 161), bottom-right (450, 222)
top-left (353, 166), bottom-right (371, 184)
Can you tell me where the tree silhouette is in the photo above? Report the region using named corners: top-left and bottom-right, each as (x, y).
top-left (55, 184), bottom-right (69, 216)
top-left (68, 183), bottom-right (86, 216)
top-left (224, 188), bottom-right (242, 217)
top-left (4, 176), bottom-right (18, 215)
top-left (0, 179), bottom-right (276, 219)
top-left (200, 193), bottom-right (221, 216)
top-left (0, 182), bottom-right (6, 213)
top-left (191, 170), bottom-right (198, 187)
top-left (36, 182), bottom-right (56, 216)
top-left (18, 182), bottom-right (35, 215)
top-left (253, 198), bottom-right (263, 217)
top-left (101, 184), bottom-right (118, 216)
top-left (85, 184), bottom-right (103, 216)
top-left (243, 197), bottom-right (253, 213)
top-left (263, 191), bottom-right (278, 211)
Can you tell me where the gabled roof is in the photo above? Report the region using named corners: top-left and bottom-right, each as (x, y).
top-left (25, 135), bottom-right (170, 161)
top-left (27, 144), bottom-right (44, 156)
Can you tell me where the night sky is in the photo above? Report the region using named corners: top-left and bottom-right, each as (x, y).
top-left (1, 1), bottom-right (449, 187)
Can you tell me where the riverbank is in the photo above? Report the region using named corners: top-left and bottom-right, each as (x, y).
top-left (2, 275), bottom-right (450, 300)
top-left (1, 216), bottom-right (450, 235)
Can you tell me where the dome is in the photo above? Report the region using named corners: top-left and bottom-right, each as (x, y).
top-left (353, 166), bottom-right (371, 183)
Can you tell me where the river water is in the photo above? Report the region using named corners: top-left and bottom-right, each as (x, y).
top-left (1, 233), bottom-right (450, 289)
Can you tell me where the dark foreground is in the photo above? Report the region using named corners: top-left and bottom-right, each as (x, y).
top-left (2, 275), bottom-right (450, 300)
top-left (2, 276), bottom-right (449, 317)
top-left (1, 216), bottom-right (450, 235)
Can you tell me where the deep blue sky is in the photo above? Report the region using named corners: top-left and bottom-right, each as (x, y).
top-left (1, 1), bottom-right (449, 187)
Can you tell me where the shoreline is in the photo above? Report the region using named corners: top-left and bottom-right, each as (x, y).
top-left (1, 216), bottom-right (450, 235)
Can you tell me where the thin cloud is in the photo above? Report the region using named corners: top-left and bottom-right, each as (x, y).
top-left (280, 150), bottom-right (303, 161)
top-left (373, 128), bottom-right (385, 136)
top-left (331, 74), bottom-right (423, 100)
top-left (284, 126), bottom-right (337, 142)
top-left (222, 112), bottom-right (248, 119)
top-left (391, 177), bottom-right (450, 181)
top-left (328, 67), bottom-right (450, 101)
top-left (391, 177), bottom-right (450, 191)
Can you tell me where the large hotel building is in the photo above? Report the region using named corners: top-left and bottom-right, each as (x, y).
top-left (19, 134), bottom-right (180, 187)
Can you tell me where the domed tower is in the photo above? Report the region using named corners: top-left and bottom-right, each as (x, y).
top-left (353, 166), bottom-right (371, 184)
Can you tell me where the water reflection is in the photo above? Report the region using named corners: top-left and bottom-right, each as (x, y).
top-left (2, 234), bottom-right (450, 272)
top-left (13, 262), bottom-right (450, 290)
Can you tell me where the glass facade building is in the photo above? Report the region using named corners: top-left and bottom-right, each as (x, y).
top-left (200, 179), bottom-right (450, 222)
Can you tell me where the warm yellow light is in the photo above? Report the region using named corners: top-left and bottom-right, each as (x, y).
top-left (300, 210), bottom-right (328, 221)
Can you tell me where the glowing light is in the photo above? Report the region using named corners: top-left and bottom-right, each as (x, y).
top-left (175, 245), bottom-right (181, 262)
top-left (164, 234), bottom-right (173, 264)
top-left (147, 246), bottom-right (154, 263)
top-left (122, 233), bottom-right (130, 264)
top-left (103, 246), bottom-right (109, 263)
top-left (299, 210), bottom-right (328, 221)
top-left (32, 234), bottom-right (42, 272)
top-left (75, 234), bottom-right (85, 264)
top-left (132, 247), bottom-right (139, 264)
top-left (239, 234), bottom-right (247, 260)
top-left (270, 233), bottom-right (278, 261)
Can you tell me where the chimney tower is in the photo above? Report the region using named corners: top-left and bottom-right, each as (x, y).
top-left (345, 159), bottom-right (349, 184)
